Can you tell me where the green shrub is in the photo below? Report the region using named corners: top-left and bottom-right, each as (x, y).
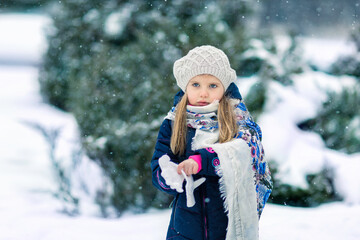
top-left (268, 162), bottom-right (341, 207)
top-left (298, 86), bottom-right (360, 154)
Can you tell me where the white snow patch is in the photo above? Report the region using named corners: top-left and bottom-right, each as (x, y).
top-left (0, 13), bottom-right (50, 65)
top-left (104, 4), bottom-right (134, 37)
top-left (326, 150), bottom-right (360, 205)
top-left (300, 37), bottom-right (357, 71)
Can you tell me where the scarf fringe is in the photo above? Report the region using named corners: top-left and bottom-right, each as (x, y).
top-left (212, 141), bottom-right (258, 240)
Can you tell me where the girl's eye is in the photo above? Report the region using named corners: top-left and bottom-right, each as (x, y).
top-left (192, 83), bottom-right (200, 87)
top-left (210, 84), bottom-right (218, 88)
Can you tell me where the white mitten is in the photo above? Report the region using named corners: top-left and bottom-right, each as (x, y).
top-left (181, 170), bottom-right (206, 207)
top-left (159, 154), bottom-right (206, 207)
top-left (159, 155), bottom-right (184, 193)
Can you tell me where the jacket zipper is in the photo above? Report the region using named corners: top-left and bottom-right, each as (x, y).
top-left (173, 194), bottom-right (179, 228)
top-left (203, 192), bottom-right (208, 239)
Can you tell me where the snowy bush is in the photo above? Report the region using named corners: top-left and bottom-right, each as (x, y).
top-left (39, 0), bottom-right (255, 213)
top-left (238, 34), bottom-right (306, 84)
top-left (241, 74), bottom-right (348, 207)
top-left (298, 86), bottom-right (360, 154)
top-left (25, 121), bottom-right (80, 215)
top-left (269, 161), bottom-right (341, 207)
top-left (242, 34), bottom-right (308, 120)
top-left (254, 65), bottom-right (360, 206)
top-left (302, 29), bottom-right (360, 154)
top-left (330, 27), bottom-right (360, 79)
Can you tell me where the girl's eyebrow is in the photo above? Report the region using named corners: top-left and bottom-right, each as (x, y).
top-left (189, 80), bottom-right (199, 84)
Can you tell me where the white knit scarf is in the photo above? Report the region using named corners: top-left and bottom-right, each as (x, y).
top-left (192, 130), bottom-right (259, 240)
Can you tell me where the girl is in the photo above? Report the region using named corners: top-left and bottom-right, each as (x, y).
top-left (151, 45), bottom-right (272, 240)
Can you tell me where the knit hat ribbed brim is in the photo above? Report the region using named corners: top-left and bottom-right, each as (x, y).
top-left (173, 45), bottom-right (236, 92)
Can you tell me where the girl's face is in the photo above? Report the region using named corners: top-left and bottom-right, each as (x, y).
top-left (186, 74), bottom-right (225, 106)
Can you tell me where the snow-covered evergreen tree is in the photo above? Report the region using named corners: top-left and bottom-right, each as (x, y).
top-left (301, 29), bottom-right (360, 154)
top-left (330, 27), bottom-right (360, 79)
top-left (240, 34), bottom-right (307, 119)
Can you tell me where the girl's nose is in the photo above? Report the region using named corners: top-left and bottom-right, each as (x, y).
top-left (200, 88), bottom-right (209, 98)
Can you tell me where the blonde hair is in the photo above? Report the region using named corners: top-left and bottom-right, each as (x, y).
top-left (170, 93), bottom-right (238, 155)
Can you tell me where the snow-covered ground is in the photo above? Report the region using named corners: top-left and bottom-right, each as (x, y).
top-left (0, 12), bottom-right (360, 240)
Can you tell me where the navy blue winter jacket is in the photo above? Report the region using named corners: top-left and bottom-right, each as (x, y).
top-left (151, 84), bottom-right (242, 240)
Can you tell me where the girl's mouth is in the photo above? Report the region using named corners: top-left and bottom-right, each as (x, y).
top-left (197, 101), bottom-right (209, 106)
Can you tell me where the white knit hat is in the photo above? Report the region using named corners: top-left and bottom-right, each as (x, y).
top-left (173, 45), bottom-right (237, 92)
